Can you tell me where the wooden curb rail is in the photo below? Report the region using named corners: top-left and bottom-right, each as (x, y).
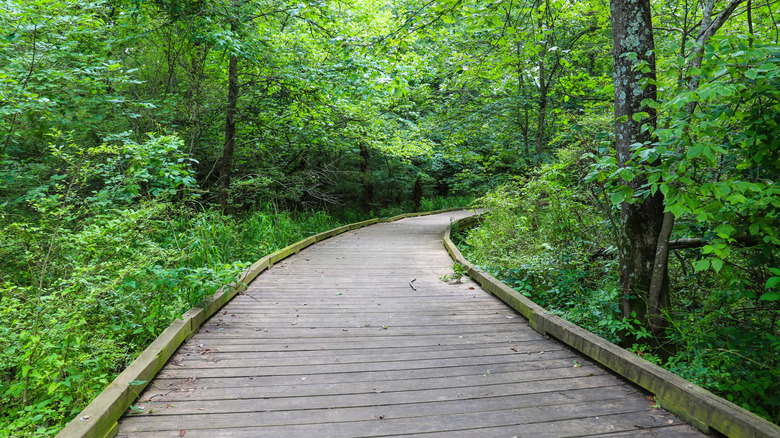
top-left (444, 216), bottom-right (780, 438)
top-left (56, 208), bottom-right (464, 438)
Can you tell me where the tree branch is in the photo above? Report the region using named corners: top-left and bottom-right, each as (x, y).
top-left (669, 235), bottom-right (759, 250)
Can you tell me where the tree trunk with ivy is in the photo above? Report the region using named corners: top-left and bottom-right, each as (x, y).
top-left (610, 0), bottom-right (667, 338)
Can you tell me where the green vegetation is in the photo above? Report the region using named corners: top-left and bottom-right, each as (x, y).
top-left (1, 0), bottom-right (777, 434)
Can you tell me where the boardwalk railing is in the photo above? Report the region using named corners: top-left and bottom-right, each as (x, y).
top-left (444, 216), bottom-right (780, 438)
top-left (56, 208), bottom-right (464, 438)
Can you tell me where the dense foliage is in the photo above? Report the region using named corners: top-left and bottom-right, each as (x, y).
top-left (1, 0), bottom-right (777, 434)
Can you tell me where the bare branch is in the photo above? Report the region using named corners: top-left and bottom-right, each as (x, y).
top-left (669, 236), bottom-right (759, 250)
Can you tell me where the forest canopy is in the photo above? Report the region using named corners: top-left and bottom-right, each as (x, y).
top-left (0, 0), bottom-right (778, 435)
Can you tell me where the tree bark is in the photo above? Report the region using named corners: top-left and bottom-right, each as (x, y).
top-left (685, 0), bottom-right (745, 113)
top-left (534, 9), bottom-right (548, 155)
top-left (535, 74), bottom-right (547, 154)
top-left (412, 175), bottom-right (423, 212)
top-left (218, 20), bottom-right (239, 211)
top-left (359, 143), bottom-right (373, 211)
top-left (647, 212), bottom-right (673, 333)
top-left (516, 42), bottom-right (530, 153)
top-left (747, 0), bottom-right (753, 47)
top-left (610, 0), bottom-right (665, 334)
top-left (668, 235), bottom-right (759, 249)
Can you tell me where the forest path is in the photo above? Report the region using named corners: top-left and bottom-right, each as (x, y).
top-left (115, 211), bottom-right (703, 437)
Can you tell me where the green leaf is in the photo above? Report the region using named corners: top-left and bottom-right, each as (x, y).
top-left (716, 224), bottom-right (735, 239)
top-left (619, 168), bottom-right (635, 182)
top-left (694, 259), bottom-right (710, 272)
top-left (687, 144), bottom-right (703, 159)
top-left (759, 291), bottom-right (780, 301)
top-left (702, 145), bottom-right (715, 163)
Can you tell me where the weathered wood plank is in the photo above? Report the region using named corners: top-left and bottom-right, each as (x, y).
top-left (152, 348), bottom-right (576, 379)
top-left (171, 342), bottom-right (556, 362)
top-left (148, 357), bottom-right (595, 392)
top-left (122, 396), bottom-right (650, 432)
top-left (116, 406), bottom-right (691, 438)
top-left (140, 367), bottom-right (614, 404)
top-left (125, 384), bottom-right (631, 420)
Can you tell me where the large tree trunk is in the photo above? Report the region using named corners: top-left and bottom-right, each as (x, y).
top-left (610, 0), bottom-right (667, 337)
top-left (218, 22), bottom-right (239, 211)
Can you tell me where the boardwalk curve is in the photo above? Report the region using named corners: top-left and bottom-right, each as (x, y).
top-left (115, 211), bottom-right (704, 437)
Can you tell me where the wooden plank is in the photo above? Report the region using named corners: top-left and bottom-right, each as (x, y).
top-left (269, 236), bottom-right (316, 263)
top-left (121, 395), bottom-right (647, 432)
top-left (400, 421), bottom-right (703, 438)
top-left (347, 218), bottom-right (380, 230)
top-left (127, 377), bottom-right (628, 428)
top-left (148, 357), bottom-right (595, 393)
top-left (152, 348), bottom-right (577, 379)
top-left (137, 366), bottom-right (612, 407)
top-left (185, 331), bottom-right (533, 346)
top-left (160, 339), bottom-right (524, 359)
top-left (147, 358), bottom-right (601, 391)
top-left (125, 394), bottom-right (642, 432)
top-left (115, 404), bottom-right (685, 438)
top-left (171, 341), bottom-right (558, 362)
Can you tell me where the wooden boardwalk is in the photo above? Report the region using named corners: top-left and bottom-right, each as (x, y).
top-left (116, 211), bottom-right (704, 437)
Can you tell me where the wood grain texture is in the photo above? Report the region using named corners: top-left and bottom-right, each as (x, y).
top-left (115, 211), bottom-right (705, 438)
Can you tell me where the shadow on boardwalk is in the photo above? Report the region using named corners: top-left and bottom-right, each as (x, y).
top-left (116, 211), bottom-right (703, 437)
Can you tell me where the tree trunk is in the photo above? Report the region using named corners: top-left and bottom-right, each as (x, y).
top-left (610, 0), bottom-right (666, 336)
top-left (412, 176), bottom-right (423, 212)
top-left (359, 143), bottom-right (373, 211)
top-left (534, 60), bottom-right (547, 154)
top-left (516, 42), bottom-right (530, 153)
top-left (218, 21), bottom-right (239, 211)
